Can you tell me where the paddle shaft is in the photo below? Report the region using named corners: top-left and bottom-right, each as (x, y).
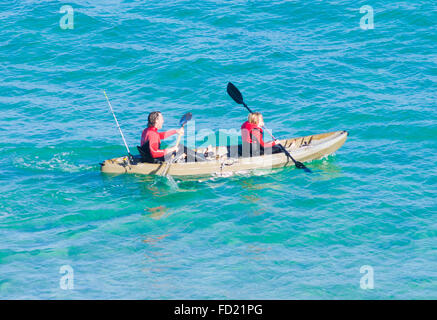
top-left (161, 125), bottom-right (185, 176)
top-left (174, 131), bottom-right (183, 149)
top-left (103, 90), bottom-right (133, 161)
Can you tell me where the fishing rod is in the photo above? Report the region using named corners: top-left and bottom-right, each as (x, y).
top-left (103, 90), bottom-right (134, 163)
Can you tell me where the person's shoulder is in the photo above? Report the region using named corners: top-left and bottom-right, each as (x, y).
top-left (143, 127), bottom-right (156, 135)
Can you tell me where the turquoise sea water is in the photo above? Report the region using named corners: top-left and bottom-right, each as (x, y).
top-left (0, 0), bottom-right (436, 299)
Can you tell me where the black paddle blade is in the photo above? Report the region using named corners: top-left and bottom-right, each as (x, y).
top-left (295, 161), bottom-right (312, 173)
top-left (227, 82), bottom-right (244, 104)
top-left (179, 112), bottom-right (192, 127)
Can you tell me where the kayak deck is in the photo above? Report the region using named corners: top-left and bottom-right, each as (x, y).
top-left (100, 130), bottom-right (348, 176)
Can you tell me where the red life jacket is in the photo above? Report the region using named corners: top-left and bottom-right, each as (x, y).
top-left (140, 127), bottom-right (177, 159)
top-left (241, 121), bottom-right (275, 148)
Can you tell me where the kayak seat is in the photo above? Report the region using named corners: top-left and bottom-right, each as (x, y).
top-left (137, 145), bottom-right (164, 164)
top-left (137, 145), bottom-right (147, 162)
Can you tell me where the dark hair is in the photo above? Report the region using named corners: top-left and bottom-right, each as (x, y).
top-left (148, 111), bottom-right (161, 127)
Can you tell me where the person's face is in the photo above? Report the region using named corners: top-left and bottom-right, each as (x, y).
top-left (155, 113), bottom-right (164, 129)
top-left (258, 116), bottom-right (264, 127)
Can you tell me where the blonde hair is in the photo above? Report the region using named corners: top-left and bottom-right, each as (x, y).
top-left (248, 112), bottom-right (263, 125)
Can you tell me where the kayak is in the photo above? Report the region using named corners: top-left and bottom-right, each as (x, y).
top-left (100, 130), bottom-right (348, 176)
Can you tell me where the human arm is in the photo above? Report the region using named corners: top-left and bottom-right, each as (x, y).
top-left (159, 127), bottom-right (183, 140)
top-left (148, 133), bottom-right (177, 157)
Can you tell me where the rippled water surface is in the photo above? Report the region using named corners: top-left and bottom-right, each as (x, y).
top-left (0, 0), bottom-right (436, 299)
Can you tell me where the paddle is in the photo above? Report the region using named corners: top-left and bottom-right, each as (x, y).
top-left (226, 82), bottom-right (311, 173)
top-left (161, 112), bottom-right (193, 177)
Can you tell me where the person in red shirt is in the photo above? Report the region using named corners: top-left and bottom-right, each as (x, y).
top-left (139, 111), bottom-right (183, 163)
top-left (240, 112), bottom-right (281, 157)
top-left (138, 111), bottom-right (207, 163)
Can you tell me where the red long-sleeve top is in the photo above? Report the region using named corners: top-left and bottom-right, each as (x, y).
top-left (140, 127), bottom-right (177, 158)
top-left (241, 121), bottom-right (276, 148)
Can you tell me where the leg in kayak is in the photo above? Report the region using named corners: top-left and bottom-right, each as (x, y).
top-left (168, 145), bottom-right (207, 163)
top-left (227, 143), bottom-right (282, 158)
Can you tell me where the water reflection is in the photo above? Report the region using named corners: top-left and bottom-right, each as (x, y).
top-left (243, 244), bottom-right (271, 261)
top-left (142, 233), bottom-right (170, 246)
top-left (242, 194), bottom-right (260, 203)
top-left (146, 205), bottom-right (170, 220)
top-left (141, 234), bottom-right (173, 275)
top-left (235, 178), bottom-right (273, 216)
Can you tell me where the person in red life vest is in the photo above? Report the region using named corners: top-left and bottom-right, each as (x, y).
top-left (138, 111), bottom-right (183, 163)
top-left (138, 111), bottom-right (207, 163)
top-left (240, 112), bottom-right (281, 157)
